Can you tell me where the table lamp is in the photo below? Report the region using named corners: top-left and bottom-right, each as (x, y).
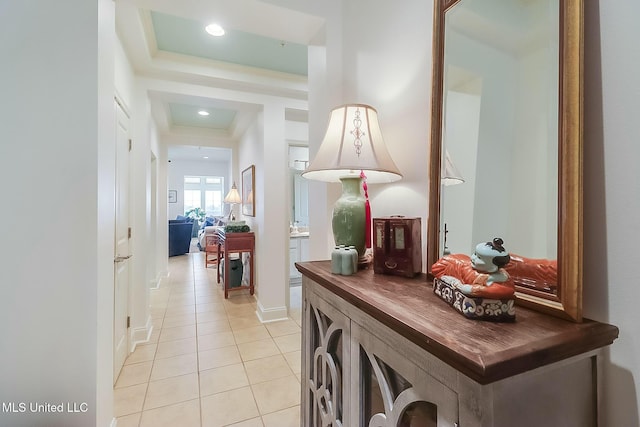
top-left (224, 182), bottom-right (242, 220)
top-left (442, 150), bottom-right (464, 186)
top-left (302, 104), bottom-right (402, 265)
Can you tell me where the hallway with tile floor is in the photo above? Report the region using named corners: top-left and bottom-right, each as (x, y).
top-left (113, 250), bottom-right (302, 427)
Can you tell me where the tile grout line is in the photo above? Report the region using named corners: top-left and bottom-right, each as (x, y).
top-left (134, 300), bottom-right (163, 427)
top-left (190, 256), bottom-right (206, 427)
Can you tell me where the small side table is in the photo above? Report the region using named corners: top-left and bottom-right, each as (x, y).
top-left (216, 230), bottom-right (255, 298)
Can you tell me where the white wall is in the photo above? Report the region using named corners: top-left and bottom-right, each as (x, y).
top-left (442, 90), bottom-right (481, 255)
top-left (237, 115), bottom-right (265, 302)
top-left (509, 45), bottom-right (558, 258)
top-left (0, 1), bottom-right (115, 426)
top-left (128, 89), bottom-right (153, 345)
top-left (443, 21), bottom-right (557, 259)
top-left (237, 107), bottom-right (290, 321)
top-left (155, 135), bottom-right (170, 279)
top-left (116, 31), bottom-right (169, 351)
top-left (286, 120), bottom-right (309, 142)
top-left (303, 0), bottom-right (431, 262)
top-left (259, 104), bottom-right (289, 319)
top-left (115, 33), bottom-right (135, 111)
top-left (167, 158), bottom-right (231, 219)
top-left (338, 0), bottom-right (432, 269)
top-left (96, 1), bottom-right (117, 425)
top-left (443, 28), bottom-right (518, 252)
top-left (148, 123), bottom-right (168, 284)
top-left (306, 1), bottom-right (344, 260)
top-left (583, 2), bottom-right (640, 425)
top-left (237, 116), bottom-right (263, 228)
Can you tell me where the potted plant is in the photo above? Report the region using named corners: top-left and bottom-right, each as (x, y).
top-left (185, 207), bottom-right (206, 237)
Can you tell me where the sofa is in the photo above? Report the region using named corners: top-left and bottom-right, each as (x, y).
top-left (169, 218), bottom-right (193, 257)
top-left (197, 216), bottom-right (227, 250)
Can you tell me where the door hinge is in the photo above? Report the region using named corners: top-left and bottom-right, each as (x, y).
top-left (128, 227), bottom-right (132, 239)
top-left (128, 139), bottom-right (132, 152)
top-left (126, 316), bottom-right (130, 328)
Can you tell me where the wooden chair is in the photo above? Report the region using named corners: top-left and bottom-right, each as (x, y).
top-left (205, 234), bottom-right (219, 268)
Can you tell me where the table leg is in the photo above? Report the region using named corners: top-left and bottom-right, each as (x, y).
top-left (249, 252), bottom-right (254, 295)
top-left (224, 255), bottom-right (230, 299)
top-left (216, 242), bottom-right (222, 284)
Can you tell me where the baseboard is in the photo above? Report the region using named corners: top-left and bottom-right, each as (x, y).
top-left (150, 270), bottom-right (169, 289)
top-left (289, 277), bottom-right (302, 286)
top-left (128, 315), bottom-right (154, 353)
top-left (256, 300), bottom-right (288, 323)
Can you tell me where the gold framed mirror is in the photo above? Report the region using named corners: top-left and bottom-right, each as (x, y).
top-left (427, 0), bottom-right (583, 321)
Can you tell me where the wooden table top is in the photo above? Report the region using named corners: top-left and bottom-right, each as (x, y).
top-left (296, 260), bottom-right (619, 384)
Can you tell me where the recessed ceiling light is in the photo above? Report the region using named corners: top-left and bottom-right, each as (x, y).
top-left (198, 110), bottom-right (210, 116)
top-left (205, 23), bottom-right (225, 37)
top-left (203, 156), bottom-right (209, 159)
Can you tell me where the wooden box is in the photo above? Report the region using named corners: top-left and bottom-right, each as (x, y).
top-left (373, 216), bottom-right (421, 277)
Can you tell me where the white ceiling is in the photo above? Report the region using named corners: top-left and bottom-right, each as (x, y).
top-left (115, 0), bottom-right (321, 160)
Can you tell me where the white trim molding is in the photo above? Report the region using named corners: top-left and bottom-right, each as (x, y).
top-left (128, 315), bottom-right (154, 353)
top-left (256, 301), bottom-right (288, 323)
top-left (151, 270), bottom-right (169, 289)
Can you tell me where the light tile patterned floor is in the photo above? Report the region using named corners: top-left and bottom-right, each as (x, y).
top-left (114, 250), bottom-right (302, 427)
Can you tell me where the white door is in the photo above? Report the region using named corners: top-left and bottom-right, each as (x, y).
top-left (113, 100), bottom-right (131, 383)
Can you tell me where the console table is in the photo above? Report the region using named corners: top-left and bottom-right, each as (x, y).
top-left (296, 260), bottom-right (619, 427)
top-left (216, 230), bottom-right (255, 299)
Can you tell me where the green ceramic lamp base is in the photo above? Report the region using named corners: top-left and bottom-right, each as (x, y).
top-left (332, 177), bottom-right (366, 263)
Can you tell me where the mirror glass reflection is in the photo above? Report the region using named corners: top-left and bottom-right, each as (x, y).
top-left (440, 0), bottom-right (559, 294)
top-left (289, 145), bottom-right (309, 230)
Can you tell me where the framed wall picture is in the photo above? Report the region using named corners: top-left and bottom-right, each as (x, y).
top-left (168, 190), bottom-right (177, 203)
top-left (242, 165), bottom-right (255, 217)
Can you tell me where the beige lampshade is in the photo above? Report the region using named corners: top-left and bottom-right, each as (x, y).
top-left (302, 104), bottom-right (402, 183)
top-left (442, 150), bottom-right (464, 186)
top-left (224, 183), bottom-right (242, 204)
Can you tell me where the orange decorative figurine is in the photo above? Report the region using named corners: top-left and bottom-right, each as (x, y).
top-left (432, 238), bottom-right (516, 321)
